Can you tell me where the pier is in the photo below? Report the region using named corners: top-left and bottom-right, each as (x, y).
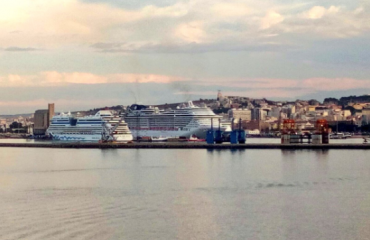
top-left (1, 142), bottom-right (370, 149)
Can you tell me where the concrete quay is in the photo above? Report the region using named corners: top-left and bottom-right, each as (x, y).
top-left (1, 142), bottom-right (370, 149)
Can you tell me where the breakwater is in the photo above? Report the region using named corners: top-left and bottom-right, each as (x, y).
top-left (1, 142), bottom-right (370, 149)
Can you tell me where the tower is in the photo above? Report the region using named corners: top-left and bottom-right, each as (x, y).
top-left (217, 90), bottom-right (223, 101)
top-left (48, 103), bottom-right (55, 127)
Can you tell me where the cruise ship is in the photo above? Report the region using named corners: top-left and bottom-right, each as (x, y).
top-left (103, 114), bottom-right (133, 142)
top-left (47, 110), bottom-right (132, 142)
top-left (124, 101), bottom-right (224, 139)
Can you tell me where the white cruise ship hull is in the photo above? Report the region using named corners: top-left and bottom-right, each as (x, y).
top-left (130, 127), bottom-right (225, 139)
top-left (50, 133), bottom-right (102, 141)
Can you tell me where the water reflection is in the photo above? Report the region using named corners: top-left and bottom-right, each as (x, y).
top-left (206, 148), bottom-right (246, 155)
top-left (0, 148), bottom-right (369, 239)
top-left (100, 148), bottom-right (120, 158)
top-left (281, 149), bottom-right (297, 158)
top-left (314, 149), bottom-right (329, 159)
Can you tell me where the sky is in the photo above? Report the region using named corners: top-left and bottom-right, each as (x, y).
top-left (0, 0), bottom-right (370, 114)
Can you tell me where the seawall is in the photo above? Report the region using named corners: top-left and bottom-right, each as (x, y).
top-left (1, 142), bottom-right (370, 149)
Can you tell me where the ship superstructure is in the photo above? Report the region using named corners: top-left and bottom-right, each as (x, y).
top-left (101, 112), bottom-right (133, 142)
top-left (47, 110), bottom-right (132, 142)
top-left (124, 101), bottom-right (223, 139)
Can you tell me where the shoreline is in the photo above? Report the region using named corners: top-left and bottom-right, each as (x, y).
top-left (1, 142), bottom-right (370, 149)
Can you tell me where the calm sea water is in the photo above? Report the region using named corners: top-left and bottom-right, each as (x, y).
top-left (0, 137), bottom-right (367, 144)
top-left (1, 147), bottom-right (370, 239)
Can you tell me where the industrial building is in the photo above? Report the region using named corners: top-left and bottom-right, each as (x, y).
top-left (33, 103), bottom-right (55, 135)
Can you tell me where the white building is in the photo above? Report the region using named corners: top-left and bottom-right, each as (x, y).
top-left (245, 129), bottom-right (260, 135)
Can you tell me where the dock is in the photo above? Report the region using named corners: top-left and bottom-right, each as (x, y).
top-left (1, 142), bottom-right (370, 149)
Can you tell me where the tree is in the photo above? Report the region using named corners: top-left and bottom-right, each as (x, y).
top-left (344, 106), bottom-right (356, 116)
top-left (213, 107), bottom-right (230, 114)
top-left (323, 97), bottom-right (339, 105)
top-left (308, 99), bottom-right (321, 105)
top-left (9, 122), bottom-right (22, 129)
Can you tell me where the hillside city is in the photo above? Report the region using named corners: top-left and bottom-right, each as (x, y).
top-left (2, 91), bottom-right (370, 137)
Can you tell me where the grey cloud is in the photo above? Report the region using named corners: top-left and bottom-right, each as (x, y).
top-left (4, 47), bottom-right (40, 52)
top-left (81, 0), bottom-right (178, 9)
top-left (87, 1), bottom-right (370, 55)
top-left (90, 42), bottom-right (124, 50)
top-left (91, 41), bottom-right (296, 54)
top-left (278, 4), bottom-right (370, 38)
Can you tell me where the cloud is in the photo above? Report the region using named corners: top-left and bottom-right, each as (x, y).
top-left (1, 71), bottom-right (370, 113)
top-left (205, 77), bottom-right (370, 92)
top-left (90, 41), bottom-right (295, 53)
top-left (260, 11), bottom-right (284, 30)
top-left (196, 78), bottom-right (299, 89)
top-left (42, 72), bottom-right (108, 85)
top-left (210, 2), bottom-right (252, 19)
top-left (175, 88), bottom-right (315, 99)
top-left (1, 0), bottom-right (369, 53)
top-left (90, 42), bottom-right (124, 50)
top-left (0, 72), bottom-right (184, 87)
top-left (0, 99), bottom-right (55, 107)
top-left (0, 82), bottom-right (197, 114)
top-left (0, 0), bottom-right (190, 48)
top-left (0, 0), bottom-right (141, 48)
top-left (280, 5), bottom-right (370, 38)
top-left (301, 78), bottom-right (370, 91)
top-left (0, 98), bottom-right (127, 114)
top-left (4, 47), bottom-right (39, 52)
top-left (173, 77), bottom-right (370, 99)
top-left (1, 71), bottom-right (370, 93)
top-left (175, 21), bottom-right (206, 43)
top-left (140, 3), bottom-right (189, 18)
top-left (304, 6), bottom-right (339, 20)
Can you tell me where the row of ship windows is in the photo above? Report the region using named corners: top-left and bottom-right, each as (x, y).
top-left (54, 132), bottom-right (99, 135)
top-left (130, 127), bottom-right (191, 131)
top-left (49, 126), bottom-right (103, 128)
top-left (126, 120), bottom-right (212, 123)
top-left (51, 129), bottom-right (102, 131)
top-left (51, 123), bottom-right (103, 125)
top-left (127, 121), bottom-right (198, 124)
top-left (76, 123), bottom-right (103, 124)
top-left (126, 115), bottom-right (214, 118)
top-left (127, 122), bottom-right (207, 125)
top-left (78, 120), bottom-right (104, 122)
top-left (52, 120), bottom-right (103, 122)
top-left (126, 123), bottom-right (207, 125)
top-left (126, 118), bottom-right (213, 120)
